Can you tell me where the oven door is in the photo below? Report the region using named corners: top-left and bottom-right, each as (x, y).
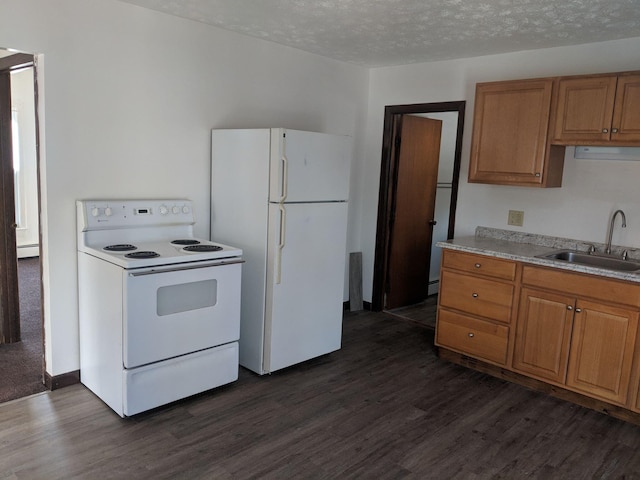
top-left (122, 259), bottom-right (242, 369)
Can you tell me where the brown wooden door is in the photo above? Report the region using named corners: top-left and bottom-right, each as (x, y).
top-left (0, 68), bottom-right (21, 344)
top-left (566, 300), bottom-right (638, 405)
top-left (512, 287), bottom-right (574, 384)
top-left (385, 115), bottom-right (441, 309)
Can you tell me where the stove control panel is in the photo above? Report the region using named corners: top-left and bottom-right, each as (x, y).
top-left (78, 199), bottom-right (195, 230)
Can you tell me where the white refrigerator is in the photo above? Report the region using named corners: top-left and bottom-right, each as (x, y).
top-left (211, 128), bottom-right (351, 375)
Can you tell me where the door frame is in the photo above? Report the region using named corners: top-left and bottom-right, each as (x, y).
top-left (371, 101), bottom-right (465, 312)
top-left (0, 53), bottom-right (35, 343)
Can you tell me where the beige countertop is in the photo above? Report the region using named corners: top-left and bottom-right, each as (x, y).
top-left (437, 228), bottom-right (640, 284)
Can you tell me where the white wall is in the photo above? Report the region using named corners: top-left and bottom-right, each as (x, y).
top-left (359, 37), bottom-right (640, 302)
top-left (0, 0), bottom-right (367, 376)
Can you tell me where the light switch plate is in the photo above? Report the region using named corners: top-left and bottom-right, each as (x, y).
top-left (508, 210), bottom-right (524, 226)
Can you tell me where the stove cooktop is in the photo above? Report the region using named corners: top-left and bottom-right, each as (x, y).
top-left (77, 200), bottom-right (243, 269)
top-left (84, 238), bottom-right (242, 269)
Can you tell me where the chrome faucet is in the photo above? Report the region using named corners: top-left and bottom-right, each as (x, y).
top-left (605, 209), bottom-right (627, 255)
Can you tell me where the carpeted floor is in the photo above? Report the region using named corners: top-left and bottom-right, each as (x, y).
top-left (0, 257), bottom-right (45, 403)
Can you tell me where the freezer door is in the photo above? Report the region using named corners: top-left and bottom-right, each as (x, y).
top-left (269, 129), bottom-right (351, 203)
top-left (264, 202), bottom-right (348, 373)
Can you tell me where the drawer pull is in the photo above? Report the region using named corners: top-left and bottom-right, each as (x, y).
top-left (468, 333), bottom-right (474, 338)
top-left (474, 263), bottom-right (481, 268)
top-left (472, 293), bottom-right (479, 298)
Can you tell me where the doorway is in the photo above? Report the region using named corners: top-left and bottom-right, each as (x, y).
top-left (0, 48), bottom-right (44, 402)
top-left (372, 101), bottom-right (465, 322)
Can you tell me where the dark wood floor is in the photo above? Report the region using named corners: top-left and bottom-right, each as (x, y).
top-left (386, 295), bottom-right (438, 329)
top-left (2, 310), bottom-right (640, 479)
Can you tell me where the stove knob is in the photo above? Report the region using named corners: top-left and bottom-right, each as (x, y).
top-left (172, 206), bottom-right (180, 215)
top-left (159, 205), bottom-right (169, 215)
top-left (91, 207), bottom-right (101, 217)
top-left (182, 205), bottom-right (190, 214)
top-left (104, 207), bottom-right (113, 217)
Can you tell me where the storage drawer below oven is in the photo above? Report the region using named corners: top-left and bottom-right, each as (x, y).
top-left (123, 342), bottom-right (238, 416)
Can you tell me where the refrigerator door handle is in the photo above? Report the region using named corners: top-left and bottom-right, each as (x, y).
top-left (279, 153), bottom-right (288, 202)
top-left (276, 204), bottom-right (286, 284)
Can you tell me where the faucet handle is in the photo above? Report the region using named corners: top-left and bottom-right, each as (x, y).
top-left (587, 244), bottom-right (596, 254)
top-left (622, 250), bottom-right (629, 260)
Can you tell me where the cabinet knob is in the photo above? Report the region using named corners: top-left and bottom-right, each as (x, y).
top-left (535, 173), bottom-right (541, 177)
top-left (575, 308), bottom-right (582, 313)
top-left (602, 128), bottom-right (609, 133)
top-left (612, 128), bottom-right (619, 133)
top-left (472, 293), bottom-right (479, 298)
top-left (468, 333), bottom-right (474, 338)
top-left (567, 305), bottom-right (573, 311)
top-left (474, 263), bottom-right (481, 268)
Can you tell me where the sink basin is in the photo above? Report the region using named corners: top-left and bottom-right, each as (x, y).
top-left (536, 249), bottom-right (640, 272)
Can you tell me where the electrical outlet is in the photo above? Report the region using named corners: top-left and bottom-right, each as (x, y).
top-left (508, 210), bottom-right (524, 226)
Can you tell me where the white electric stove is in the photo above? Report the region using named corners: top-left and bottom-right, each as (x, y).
top-left (77, 199), bottom-right (243, 417)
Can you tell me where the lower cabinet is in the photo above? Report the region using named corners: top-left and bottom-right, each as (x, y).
top-left (565, 300), bottom-right (638, 404)
top-left (437, 309), bottom-right (509, 365)
top-left (437, 253), bottom-right (640, 418)
top-left (512, 287), bottom-right (574, 384)
top-left (435, 249), bottom-right (516, 367)
top-left (513, 288), bottom-right (638, 405)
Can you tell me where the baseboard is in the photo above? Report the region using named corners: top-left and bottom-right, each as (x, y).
top-left (17, 246), bottom-right (40, 259)
top-left (344, 301), bottom-right (372, 311)
top-left (44, 370), bottom-right (80, 391)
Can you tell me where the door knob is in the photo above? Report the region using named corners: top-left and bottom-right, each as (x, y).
top-left (428, 220), bottom-right (437, 226)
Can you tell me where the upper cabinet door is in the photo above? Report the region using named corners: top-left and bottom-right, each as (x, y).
top-left (553, 75), bottom-right (617, 143)
top-left (468, 78), bottom-right (563, 187)
top-left (553, 73), bottom-right (640, 145)
top-left (611, 74), bottom-right (640, 143)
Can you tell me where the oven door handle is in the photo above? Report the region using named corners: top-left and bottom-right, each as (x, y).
top-left (128, 258), bottom-right (244, 276)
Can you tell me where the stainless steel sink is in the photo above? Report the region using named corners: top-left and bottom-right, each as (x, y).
top-left (536, 249), bottom-right (640, 272)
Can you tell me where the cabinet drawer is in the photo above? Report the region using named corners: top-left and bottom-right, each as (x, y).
top-left (436, 309), bottom-right (509, 365)
top-left (522, 265), bottom-right (640, 308)
top-left (439, 270), bottom-right (514, 323)
top-left (443, 250), bottom-right (516, 281)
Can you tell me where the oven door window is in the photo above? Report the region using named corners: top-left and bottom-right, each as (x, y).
top-left (157, 279), bottom-right (217, 316)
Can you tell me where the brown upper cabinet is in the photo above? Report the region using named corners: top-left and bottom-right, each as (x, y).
top-left (553, 73), bottom-right (640, 145)
top-left (468, 78), bottom-right (565, 187)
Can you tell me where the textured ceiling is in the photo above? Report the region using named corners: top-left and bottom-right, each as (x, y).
top-left (117, 0), bottom-right (640, 67)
